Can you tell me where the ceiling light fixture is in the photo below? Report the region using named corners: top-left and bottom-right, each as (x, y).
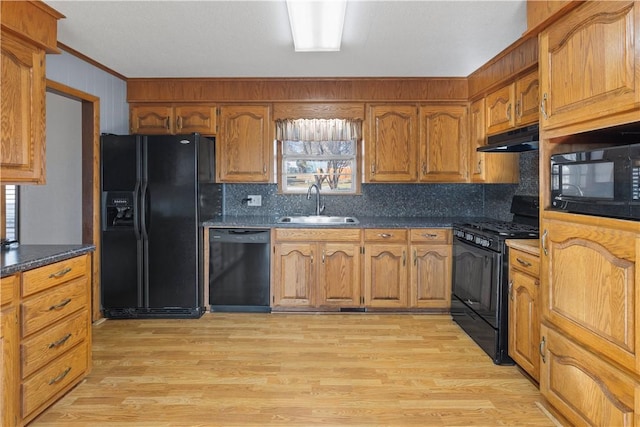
top-left (286, 0), bottom-right (347, 52)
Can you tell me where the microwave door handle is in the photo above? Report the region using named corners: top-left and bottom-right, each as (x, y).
top-left (561, 183), bottom-right (584, 197)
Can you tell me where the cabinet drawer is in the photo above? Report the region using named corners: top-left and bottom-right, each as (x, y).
top-left (21, 341), bottom-right (88, 419)
top-left (21, 309), bottom-right (88, 378)
top-left (364, 229), bottom-right (408, 243)
top-left (21, 278), bottom-right (87, 337)
top-left (509, 249), bottom-right (539, 276)
top-left (410, 228), bottom-right (450, 244)
top-left (22, 254), bottom-right (89, 297)
top-left (274, 228), bottom-right (361, 242)
top-left (1, 273), bottom-right (18, 306)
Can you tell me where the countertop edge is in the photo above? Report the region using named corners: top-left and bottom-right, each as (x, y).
top-left (506, 239), bottom-right (540, 256)
top-left (1, 244), bottom-right (96, 277)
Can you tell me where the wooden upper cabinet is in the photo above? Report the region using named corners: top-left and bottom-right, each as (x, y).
top-left (539, 1), bottom-right (640, 132)
top-left (418, 104), bottom-right (468, 182)
top-left (365, 104), bottom-right (418, 183)
top-left (1, 1), bottom-right (62, 185)
top-left (469, 98), bottom-right (519, 184)
top-left (216, 104), bottom-right (272, 183)
top-left (130, 104), bottom-right (216, 135)
top-left (486, 83), bottom-right (515, 135)
top-left (486, 69), bottom-right (539, 136)
top-left (1, 34), bottom-right (46, 184)
top-left (514, 70), bottom-right (539, 127)
top-left (130, 105), bottom-right (175, 134)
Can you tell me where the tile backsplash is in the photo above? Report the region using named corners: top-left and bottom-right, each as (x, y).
top-left (203, 151), bottom-right (539, 220)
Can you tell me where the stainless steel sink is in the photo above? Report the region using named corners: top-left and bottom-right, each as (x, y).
top-left (277, 215), bottom-right (359, 224)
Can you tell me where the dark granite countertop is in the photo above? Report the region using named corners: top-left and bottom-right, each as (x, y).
top-left (202, 215), bottom-right (489, 229)
top-left (1, 244), bottom-right (95, 277)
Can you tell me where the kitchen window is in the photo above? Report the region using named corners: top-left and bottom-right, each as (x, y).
top-left (2, 185), bottom-right (18, 241)
top-left (276, 118), bottom-right (361, 194)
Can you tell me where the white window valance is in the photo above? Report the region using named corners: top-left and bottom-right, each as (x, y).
top-left (275, 118), bottom-right (362, 142)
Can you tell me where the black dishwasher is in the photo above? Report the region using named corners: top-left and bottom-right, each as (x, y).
top-left (209, 228), bottom-right (271, 312)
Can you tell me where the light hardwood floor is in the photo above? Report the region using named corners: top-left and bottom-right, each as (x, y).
top-left (31, 313), bottom-right (555, 426)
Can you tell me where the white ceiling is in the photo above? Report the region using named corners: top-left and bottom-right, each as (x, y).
top-left (45, 0), bottom-right (528, 79)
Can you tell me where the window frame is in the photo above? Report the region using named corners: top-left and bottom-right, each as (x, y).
top-left (277, 138), bottom-right (362, 195)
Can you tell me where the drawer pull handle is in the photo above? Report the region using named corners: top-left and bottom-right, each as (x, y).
top-left (48, 367), bottom-right (72, 385)
top-left (516, 258), bottom-right (532, 267)
top-left (49, 333), bottom-right (72, 349)
top-left (49, 298), bottom-right (72, 311)
top-left (378, 233), bottom-right (392, 238)
top-left (49, 267), bottom-right (72, 279)
top-left (422, 233), bottom-right (438, 238)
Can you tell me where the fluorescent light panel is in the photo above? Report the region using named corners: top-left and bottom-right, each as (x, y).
top-left (286, 0), bottom-right (347, 52)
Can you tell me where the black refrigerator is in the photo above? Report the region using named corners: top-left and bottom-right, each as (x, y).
top-left (100, 133), bottom-right (216, 318)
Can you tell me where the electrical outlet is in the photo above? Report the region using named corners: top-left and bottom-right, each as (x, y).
top-left (247, 195), bottom-right (262, 207)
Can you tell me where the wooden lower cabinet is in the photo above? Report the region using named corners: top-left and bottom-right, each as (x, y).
top-left (16, 253), bottom-right (93, 425)
top-left (541, 215), bottom-right (638, 374)
top-left (409, 229), bottom-right (452, 309)
top-left (1, 274), bottom-right (19, 427)
top-left (506, 241), bottom-right (540, 381)
top-left (363, 229), bottom-right (408, 308)
top-left (540, 324), bottom-right (639, 426)
top-left (272, 227), bottom-right (452, 311)
top-left (272, 228), bottom-right (361, 309)
top-left (540, 213), bottom-right (640, 422)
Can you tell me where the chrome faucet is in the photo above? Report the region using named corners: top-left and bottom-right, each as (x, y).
top-left (307, 183), bottom-right (325, 216)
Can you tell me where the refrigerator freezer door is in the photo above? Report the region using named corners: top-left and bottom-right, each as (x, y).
top-left (100, 135), bottom-right (143, 312)
top-left (144, 135), bottom-right (201, 310)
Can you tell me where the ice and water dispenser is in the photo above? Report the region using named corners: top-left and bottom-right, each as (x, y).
top-left (103, 192), bottom-right (135, 230)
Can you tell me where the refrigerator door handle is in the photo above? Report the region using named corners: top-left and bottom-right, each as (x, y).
top-left (133, 181), bottom-right (141, 240)
top-left (141, 182), bottom-right (149, 239)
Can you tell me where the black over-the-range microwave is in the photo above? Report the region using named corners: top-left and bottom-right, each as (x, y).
top-left (551, 142), bottom-right (640, 220)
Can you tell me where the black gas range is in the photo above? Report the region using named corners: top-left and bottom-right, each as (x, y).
top-left (451, 195), bottom-right (539, 365)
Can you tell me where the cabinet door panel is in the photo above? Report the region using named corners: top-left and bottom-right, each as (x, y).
top-left (515, 71), bottom-right (539, 126)
top-left (175, 105), bottom-right (216, 135)
top-left (272, 243), bottom-right (314, 307)
top-left (540, 325), bottom-right (638, 427)
top-left (486, 84), bottom-right (515, 135)
top-left (366, 105), bottom-right (417, 182)
top-left (1, 34), bottom-right (45, 183)
top-left (542, 218), bottom-right (638, 374)
top-left (508, 269), bottom-right (539, 379)
top-left (364, 244), bottom-right (407, 307)
top-left (539, 1), bottom-right (639, 130)
top-left (130, 105), bottom-right (174, 134)
top-left (410, 245), bottom-right (451, 308)
top-left (218, 105), bottom-right (271, 182)
top-left (318, 243), bottom-right (360, 307)
top-left (419, 105), bottom-right (468, 182)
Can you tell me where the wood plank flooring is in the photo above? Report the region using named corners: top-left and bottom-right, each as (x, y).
top-left (31, 313), bottom-right (555, 426)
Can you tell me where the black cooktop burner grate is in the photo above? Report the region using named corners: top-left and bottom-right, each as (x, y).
top-left (456, 220), bottom-right (539, 238)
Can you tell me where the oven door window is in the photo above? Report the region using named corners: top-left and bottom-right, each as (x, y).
top-left (452, 239), bottom-right (500, 327)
